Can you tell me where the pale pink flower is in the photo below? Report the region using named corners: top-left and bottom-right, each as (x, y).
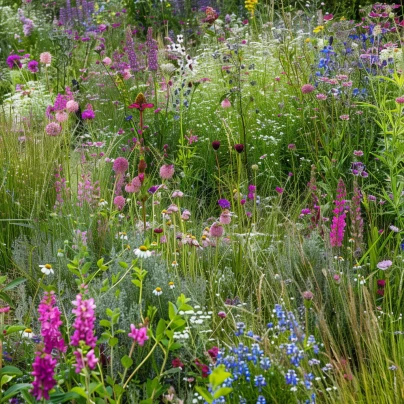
top-left (113, 195), bottom-right (125, 210)
top-left (301, 84), bottom-right (315, 94)
top-left (55, 111), bottom-right (68, 122)
top-left (45, 122), bottom-right (62, 136)
top-left (40, 52), bottom-right (52, 66)
top-left (102, 57), bottom-right (112, 66)
top-left (159, 164), bottom-right (175, 180)
top-left (210, 222), bottom-right (224, 238)
top-left (221, 98), bottom-right (231, 108)
top-left (66, 100), bottom-right (79, 113)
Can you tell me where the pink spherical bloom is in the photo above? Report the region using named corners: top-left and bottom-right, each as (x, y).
top-left (122, 69), bottom-right (132, 80)
top-left (221, 98), bottom-right (231, 108)
top-left (113, 195), bottom-right (125, 210)
top-left (160, 164), bottom-right (175, 180)
top-left (113, 157), bottom-right (129, 174)
top-left (181, 209), bottom-right (191, 221)
top-left (395, 96), bottom-right (404, 104)
top-left (339, 114), bottom-right (350, 120)
top-left (316, 93), bottom-right (327, 100)
top-left (303, 291), bottom-right (314, 300)
top-left (102, 57), bottom-right (112, 65)
top-left (301, 84), bottom-right (315, 94)
top-left (275, 187), bottom-right (284, 194)
top-left (210, 222), bottom-right (224, 238)
top-left (219, 209), bottom-right (231, 224)
top-left (66, 100), bottom-right (79, 113)
top-left (40, 52), bottom-right (52, 66)
top-left (45, 122), bottom-right (62, 136)
top-left (128, 325), bottom-right (149, 346)
top-left (333, 274), bottom-right (341, 284)
top-left (55, 111), bottom-right (68, 122)
top-left (218, 311), bottom-right (227, 319)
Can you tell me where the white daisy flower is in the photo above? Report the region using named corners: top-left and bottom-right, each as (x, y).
top-left (21, 328), bottom-right (34, 339)
top-left (39, 264), bottom-right (54, 275)
top-left (168, 282), bottom-right (175, 289)
top-left (134, 245), bottom-right (152, 259)
top-left (153, 287), bottom-right (163, 296)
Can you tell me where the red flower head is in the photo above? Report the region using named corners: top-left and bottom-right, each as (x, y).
top-left (203, 7), bottom-right (218, 24)
top-left (128, 93), bottom-right (154, 111)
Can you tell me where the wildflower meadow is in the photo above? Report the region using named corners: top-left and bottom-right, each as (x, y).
top-left (0, 0), bottom-right (404, 402)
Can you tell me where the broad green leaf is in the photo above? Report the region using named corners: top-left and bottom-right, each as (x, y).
top-left (0, 383), bottom-right (32, 403)
top-left (213, 387), bottom-right (233, 399)
top-left (3, 278), bottom-right (26, 291)
top-left (210, 365), bottom-right (231, 390)
top-left (0, 366), bottom-right (22, 377)
top-left (168, 302), bottom-right (177, 320)
top-left (6, 325), bottom-right (26, 335)
top-left (108, 337), bottom-right (119, 347)
top-left (121, 355), bottom-right (133, 369)
top-left (195, 386), bottom-right (212, 403)
top-left (99, 319), bottom-right (111, 328)
top-left (71, 387), bottom-right (88, 398)
top-left (49, 392), bottom-right (81, 403)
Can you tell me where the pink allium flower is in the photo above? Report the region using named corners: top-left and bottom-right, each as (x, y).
top-left (275, 187), bottom-right (284, 194)
top-left (377, 260), bottom-right (393, 270)
top-left (316, 93), bottom-right (327, 100)
top-left (45, 122), bottom-right (62, 136)
top-left (301, 84), bottom-right (315, 94)
top-left (113, 157), bottom-right (129, 174)
top-left (160, 164), bottom-right (175, 179)
top-left (31, 351), bottom-right (57, 400)
top-left (102, 57), bottom-right (112, 65)
top-left (55, 111), bottom-right (68, 122)
top-left (395, 96), bottom-right (404, 104)
top-left (218, 311), bottom-right (227, 319)
top-left (71, 293), bottom-right (97, 349)
top-left (40, 52), bottom-right (52, 66)
top-left (339, 115), bottom-right (350, 120)
top-left (66, 100), bottom-right (79, 113)
top-left (113, 195), bottom-right (125, 210)
top-left (38, 291), bottom-right (65, 353)
top-left (219, 209), bottom-right (231, 224)
top-left (302, 291), bottom-right (314, 300)
top-left (221, 98), bottom-right (231, 108)
top-left (210, 222), bottom-right (224, 238)
top-left (128, 325), bottom-right (149, 346)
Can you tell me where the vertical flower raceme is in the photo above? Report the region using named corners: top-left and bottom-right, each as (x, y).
top-left (308, 165), bottom-right (321, 231)
top-left (38, 291), bottom-right (65, 354)
top-left (330, 179), bottom-right (348, 247)
top-left (71, 292), bottom-right (98, 373)
top-left (126, 26), bottom-right (139, 73)
top-left (31, 352), bottom-right (57, 400)
top-left (146, 27), bottom-right (158, 71)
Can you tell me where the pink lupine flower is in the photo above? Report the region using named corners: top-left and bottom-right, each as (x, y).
top-left (71, 293), bottom-right (97, 349)
top-left (31, 351), bottom-right (57, 400)
top-left (330, 179), bottom-right (348, 247)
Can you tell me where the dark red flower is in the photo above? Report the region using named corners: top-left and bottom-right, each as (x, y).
top-left (212, 140), bottom-right (221, 150)
top-left (208, 346), bottom-right (219, 360)
top-left (128, 93), bottom-right (154, 111)
top-left (376, 289), bottom-right (385, 296)
top-left (172, 358), bottom-right (184, 369)
top-left (377, 279), bottom-right (386, 288)
top-left (194, 359), bottom-right (209, 378)
top-left (234, 144), bottom-right (244, 153)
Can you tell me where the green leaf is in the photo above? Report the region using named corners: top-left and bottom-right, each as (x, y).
top-left (210, 365), bottom-right (231, 390)
top-left (1, 374), bottom-right (15, 389)
top-left (0, 383), bottom-right (32, 403)
top-left (99, 319), bottom-right (111, 328)
top-left (0, 366), bottom-right (23, 377)
top-left (213, 387), bottom-right (233, 399)
top-left (131, 279), bottom-right (141, 288)
top-left (81, 261), bottom-right (92, 275)
top-left (118, 261), bottom-right (128, 268)
top-left (169, 342), bottom-right (182, 351)
top-left (3, 278), bottom-right (26, 291)
top-left (108, 337), bottom-right (119, 347)
top-left (5, 325), bottom-right (26, 335)
top-left (0, 292), bottom-right (14, 307)
top-left (168, 302), bottom-right (177, 320)
top-left (156, 318), bottom-right (166, 339)
top-left (121, 355), bottom-right (133, 369)
top-left (195, 386), bottom-right (212, 403)
top-left (97, 258), bottom-right (104, 268)
top-left (48, 392), bottom-right (81, 403)
top-left (71, 387), bottom-right (88, 399)
top-left (0, 276), bottom-right (8, 286)
top-left (113, 384), bottom-right (124, 396)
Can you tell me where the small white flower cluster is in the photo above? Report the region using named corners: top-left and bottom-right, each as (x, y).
top-left (166, 35), bottom-right (196, 73)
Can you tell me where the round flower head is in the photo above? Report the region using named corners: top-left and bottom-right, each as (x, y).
top-left (39, 264), bottom-right (54, 275)
top-left (234, 144), bottom-right (244, 153)
top-left (55, 111), bottom-right (68, 122)
top-left (66, 100), bottom-right (79, 113)
top-left (27, 60), bottom-right (39, 73)
top-left (218, 199), bottom-right (231, 209)
top-left (40, 52), bottom-right (52, 66)
top-left (377, 260), bottom-right (393, 270)
top-left (159, 164), bottom-right (175, 180)
top-left (6, 54), bottom-right (22, 69)
top-left (113, 195), bottom-right (125, 210)
top-left (221, 98), bottom-right (231, 108)
top-left (395, 96), bottom-right (404, 104)
top-left (301, 84), bottom-right (315, 94)
top-left (102, 57), bottom-right (112, 65)
top-left (303, 291), bottom-right (314, 300)
top-left (210, 222), bottom-right (224, 238)
top-left (212, 140), bottom-right (221, 150)
top-left (153, 287), bottom-right (163, 296)
top-left (134, 245), bottom-right (152, 259)
top-left (45, 122), bottom-right (62, 136)
top-left (113, 157), bottom-right (129, 174)
top-left (219, 209), bottom-right (231, 225)
top-left (82, 108), bottom-right (95, 120)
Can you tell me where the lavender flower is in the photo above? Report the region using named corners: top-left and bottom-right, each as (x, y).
top-left (146, 27), bottom-right (158, 71)
top-left (330, 179), bottom-right (347, 247)
top-left (218, 199), bottom-right (231, 209)
top-left (126, 26), bottom-right (139, 73)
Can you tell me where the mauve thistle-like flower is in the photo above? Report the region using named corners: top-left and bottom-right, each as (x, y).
top-left (234, 144), bottom-right (244, 153)
top-left (27, 60), bottom-right (38, 73)
top-left (114, 195), bottom-right (125, 210)
top-left (330, 179), bottom-right (348, 247)
top-left (82, 105), bottom-right (95, 120)
top-left (6, 54), bottom-right (22, 69)
top-left (218, 199), bottom-right (230, 209)
top-left (38, 291), bottom-right (65, 354)
top-left (301, 84), bottom-right (315, 94)
top-left (71, 293), bottom-right (97, 349)
top-left (46, 122), bottom-right (62, 136)
top-left (113, 157), bottom-right (129, 174)
top-left (210, 222), bottom-right (224, 238)
top-left (160, 164), bottom-right (175, 179)
top-left (31, 351), bottom-right (57, 400)
top-left (219, 209), bottom-right (231, 224)
top-left (212, 140), bottom-right (220, 150)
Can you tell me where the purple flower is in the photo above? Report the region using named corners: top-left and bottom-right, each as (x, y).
top-left (330, 179), bottom-right (347, 247)
top-left (31, 351), bottom-right (57, 400)
top-left (38, 292), bottom-right (65, 353)
top-left (377, 260), bottom-right (392, 270)
top-left (71, 293), bottom-right (97, 348)
top-left (82, 109), bottom-right (95, 120)
top-left (218, 199), bottom-right (231, 209)
top-left (6, 54), bottom-right (22, 69)
top-left (27, 60), bottom-right (39, 73)
top-left (146, 27), bottom-right (158, 71)
top-left (148, 185), bottom-right (159, 194)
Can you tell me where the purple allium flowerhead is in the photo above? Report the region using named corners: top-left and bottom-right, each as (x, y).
top-left (82, 104), bottom-right (95, 120)
top-left (31, 351), bottom-right (57, 400)
top-left (27, 60), bottom-right (39, 73)
top-left (212, 140), bottom-right (221, 150)
top-left (395, 96), bottom-right (404, 104)
top-left (210, 222), bottom-right (224, 238)
top-left (301, 84), bottom-right (315, 94)
top-left (45, 122), bottom-right (62, 136)
top-left (71, 293), bottom-right (97, 348)
top-left (303, 291), bottom-right (314, 300)
top-left (6, 54), bottom-right (22, 69)
top-left (159, 164), bottom-right (175, 180)
top-left (218, 199), bottom-right (231, 209)
top-left (113, 157), bottom-right (129, 174)
top-left (114, 195), bottom-right (125, 210)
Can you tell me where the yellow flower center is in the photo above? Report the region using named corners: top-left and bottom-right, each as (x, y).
top-left (45, 264), bottom-right (52, 269)
top-left (155, 287), bottom-right (162, 292)
top-left (24, 328), bottom-right (32, 333)
top-left (139, 245), bottom-right (148, 251)
top-left (168, 282), bottom-right (174, 286)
